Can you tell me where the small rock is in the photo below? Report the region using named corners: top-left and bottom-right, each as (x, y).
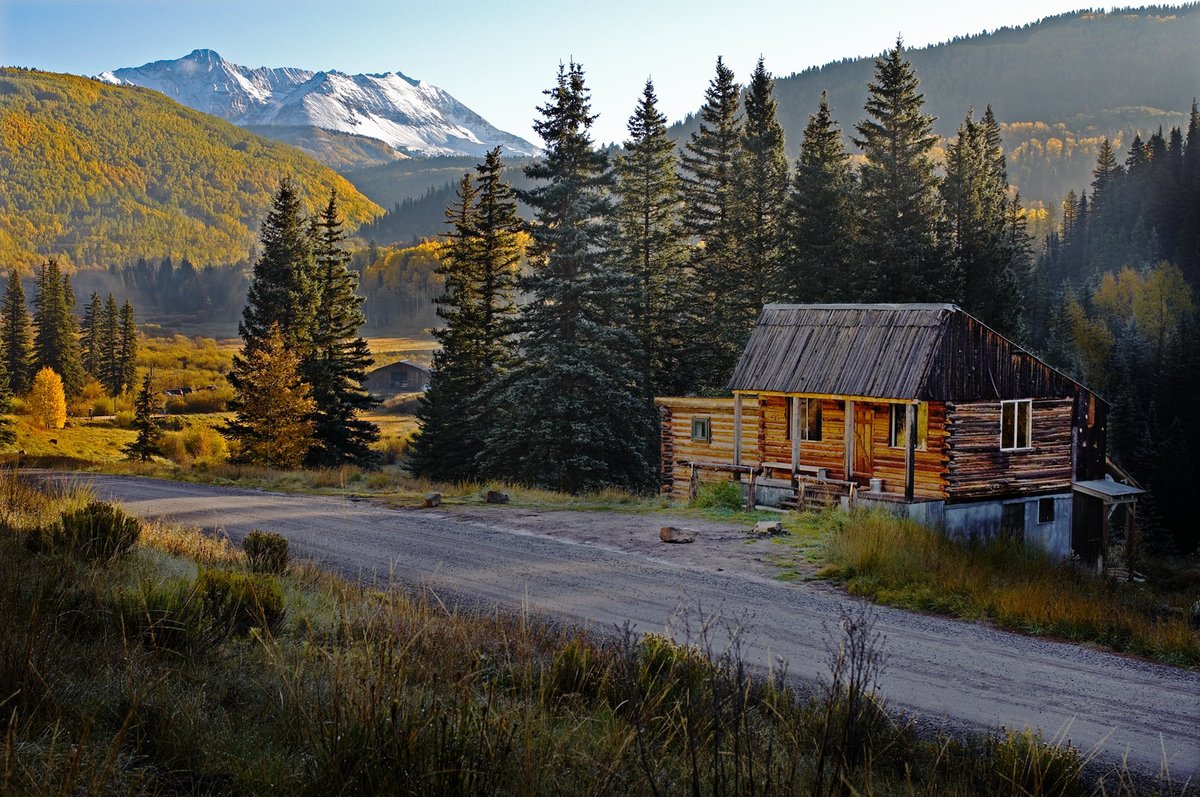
top-left (485, 490), bottom-right (510, 504)
top-left (423, 492), bottom-right (442, 508)
top-left (660, 526), bottom-right (698, 544)
top-left (753, 520), bottom-right (784, 537)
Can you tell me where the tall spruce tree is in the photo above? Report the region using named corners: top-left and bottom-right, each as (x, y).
top-left (784, 92), bottom-right (860, 301)
top-left (118, 300), bottom-right (138, 395)
top-left (681, 57), bottom-right (743, 392)
top-left (854, 40), bottom-right (946, 300)
top-left (941, 108), bottom-right (1028, 336)
top-left (32, 259), bottom-right (84, 398)
top-left (228, 324), bottom-right (316, 469)
top-left (80, 292), bottom-right (103, 378)
top-left (123, 371), bottom-right (162, 462)
top-left (409, 174), bottom-right (486, 483)
top-left (732, 57), bottom-right (790, 316)
top-left (469, 147), bottom-right (522, 381)
top-left (304, 189), bottom-right (380, 467)
top-left (2, 270), bottom-right (33, 395)
top-left (480, 62), bottom-right (656, 493)
top-left (99, 294), bottom-right (120, 395)
top-left (230, 178), bottom-right (317, 444)
top-left (613, 79), bottom-right (691, 397)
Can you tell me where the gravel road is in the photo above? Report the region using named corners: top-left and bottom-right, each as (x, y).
top-left (43, 472), bottom-right (1199, 780)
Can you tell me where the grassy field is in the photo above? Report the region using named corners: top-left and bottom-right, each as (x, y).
top-left (1, 472), bottom-right (1172, 796)
top-left (767, 509), bottom-right (1200, 668)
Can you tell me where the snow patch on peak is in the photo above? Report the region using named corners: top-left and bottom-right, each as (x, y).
top-left (98, 50), bottom-right (539, 157)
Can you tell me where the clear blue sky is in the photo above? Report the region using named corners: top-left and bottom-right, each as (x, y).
top-left (0, 1), bottom-right (1156, 145)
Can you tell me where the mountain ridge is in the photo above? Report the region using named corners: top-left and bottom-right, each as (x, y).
top-left (99, 49), bottom-right (540, 161)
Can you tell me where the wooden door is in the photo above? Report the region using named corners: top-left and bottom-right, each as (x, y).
top-left (852, 405), bottom-right (874, 481)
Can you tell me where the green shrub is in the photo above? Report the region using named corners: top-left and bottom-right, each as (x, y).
top-left (691, 479), bottom-right (744, 510)
top-left (243, 530), bottom-right (289, 575)
top-left (113, 410), bottom-right (135, 429)
top-left (115, 577), bottom-right (225, 655)
top-left (196, 569), bottom-right (284, 633)
top-left (549, 637), bottom-right (607, 702)
top-left (34, 502), bottom-right (141, 561)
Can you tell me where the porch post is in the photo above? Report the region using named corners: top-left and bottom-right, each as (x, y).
top-left (790, 395), bottom-right (801, 475)
top-left (733, 392), bottom-right (743, 467)
top-left (843, 399), bottom-right (854, 479)
top-left (904, 403), bottom-right (916, 502)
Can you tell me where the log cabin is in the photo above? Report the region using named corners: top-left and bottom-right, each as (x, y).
top-left (657, 304), bottom-right (1141, 565)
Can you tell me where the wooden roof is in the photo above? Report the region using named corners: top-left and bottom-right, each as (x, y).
top-left (727, 304), bottom-right (1092, 402)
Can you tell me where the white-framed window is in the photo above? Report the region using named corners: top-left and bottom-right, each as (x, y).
top-left (1001, 399), bottom-right (1032, 451)
top-left (691, 417), bottom-right (712, 443)
top-left (784, 398), bottom-right (822, 442)
top-left (889, 403), bottom-right (928, 450)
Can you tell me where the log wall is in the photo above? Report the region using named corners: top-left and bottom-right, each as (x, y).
top-left (657, 397), bottom-right (760, 501)
top-left (945, 398), bottom-right (1074, 500)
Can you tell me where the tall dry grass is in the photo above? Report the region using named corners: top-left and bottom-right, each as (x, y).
top-left (823, 510), bottom-right (1200, 666)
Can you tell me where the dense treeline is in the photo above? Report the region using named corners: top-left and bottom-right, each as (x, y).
top-left (414, 43), bottom-right (1030, 494)
top-left (1028, 106), bottom-right (1200, 554)
top-left (0, 68), bottom-right (380, 268)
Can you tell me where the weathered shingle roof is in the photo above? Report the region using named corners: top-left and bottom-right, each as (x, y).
top-left (727, 303), bottom-right (1088, 402)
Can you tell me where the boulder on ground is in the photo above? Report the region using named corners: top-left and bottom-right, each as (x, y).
top-left (485, 490), bottom-right (510, 504)
top-left (660, 526), bottom-right (698, 544)
top-left (423, 492), bottom-right (442, 508)
top-left (753, 520), bottom-right (784, 537)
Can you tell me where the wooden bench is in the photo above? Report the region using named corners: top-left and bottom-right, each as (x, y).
top-left (761, 461), bottom-right (830, 480)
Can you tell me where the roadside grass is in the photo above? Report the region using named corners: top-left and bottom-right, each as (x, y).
top-left (0, 472), bottom-right (1180, 796)
top-left (799, 509), bottom-right (1200, 668)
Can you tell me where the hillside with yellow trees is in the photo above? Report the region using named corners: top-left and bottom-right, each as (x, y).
top-left (0, 69), bottom-right (382, 269)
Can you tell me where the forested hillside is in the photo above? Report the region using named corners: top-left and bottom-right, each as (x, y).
top-left (0, 69), bottom-right (382, 268)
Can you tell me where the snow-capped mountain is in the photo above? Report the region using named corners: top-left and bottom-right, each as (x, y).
top-left (98, 49), bottom-right (539, 158)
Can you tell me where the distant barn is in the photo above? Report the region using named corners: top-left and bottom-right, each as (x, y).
top-left (364, 360), bottom-right (431, 397)
top-left (657, 304), bottom-right (1142, 567)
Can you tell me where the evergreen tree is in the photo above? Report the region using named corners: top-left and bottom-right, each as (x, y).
top-left (99, 294), bottom-right (120, 395)
top-left (784, 92), bottom-right (860, 301)
top-left (227, 324), bottom-right (315, 469)
top-left (123, 371), bottom-right (162, 462)
top-left (304, 189), bottom-right (380, 467)
top-left (230, 177), bottom-right (317, 423)
top-left (80, 292), bottom-right (103, 378)
top-left (32, 259), bottom-right (84, 398)
top-left (854, 40), bottom-right (946, 300)
top-left (612, 80), bottom-right (691, 397)
top-left (732, 57), bottom-right (790, 316)
top-left (481, 62), bottom-right (656, 493)
top-left (2, 270), bottom-right (33, 395)
top-left (470, 147), bottom-right (523, 365)
top-left (680, 57), bottom-right (743, 391)
top-left (941, 108), bottom-right (1028, 335)
top-left (118, 300), bottom-right (137, 394)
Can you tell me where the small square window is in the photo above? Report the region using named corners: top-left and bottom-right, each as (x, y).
top-left (1001, 400), bottom-right (1032, 451)
top-left (1038, 497), bottom-right (1055, 524)
top-left (889, 404), bottom-right (928, 450)
top-left (691, 417), bottom-right (711, 442)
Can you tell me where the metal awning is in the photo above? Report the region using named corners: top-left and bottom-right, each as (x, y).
top-left (1073, 479), bottom-right (1145, 503)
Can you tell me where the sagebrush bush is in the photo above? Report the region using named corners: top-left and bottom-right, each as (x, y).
top-left (196, 569), bottom-right (284, 633)
top-left (115, 577), bottom-right (224, 656)
top-left (160, 424), bottom-right (229, 466)
top-left (34, 501), bottom-right (141, 561)
top-left (691, 479), bottom-right (745, 510)
top-left (243, 530), bottom-right (289, 575)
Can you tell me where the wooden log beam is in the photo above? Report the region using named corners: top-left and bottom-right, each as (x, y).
top-left (905, 403), bottom-right (916, 502)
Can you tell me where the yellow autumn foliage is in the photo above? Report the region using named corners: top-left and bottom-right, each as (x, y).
top-left (28, 368), bottom-right (67, 430)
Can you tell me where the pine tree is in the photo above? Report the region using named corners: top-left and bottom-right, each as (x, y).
top-left (612, 79), bottom-right (691, 397)
top-left (100, 294), bottom-right (120, 395)
top-left (784, 92), bottom-right (860, 301)
top-left (118, 300), bottom-right (138, 395)
top-left (853, 40), bottom-right (946, 300)
top-left (227, 324), bottom-right (315, 469)
top-left (481, 62), bottom-right (657, 493)
top-left (732, 57), bottom-right (790, 317)
top-left (80, 292), bottom-right (103, 378)
top-left (409, 174), bottom-right (486, 483)
top-left (32, 259), bottom-right (84, 398)
top-left (230, 177), bottom-right (317, 426)
top-left (681, 57), bottom-right (743, 391)
top-left (304, 189), bottom-right (380, 467)
top-left (2, 270), bottom-right (33, 395)
top-left (123, 371), bottom-right (162, 462)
